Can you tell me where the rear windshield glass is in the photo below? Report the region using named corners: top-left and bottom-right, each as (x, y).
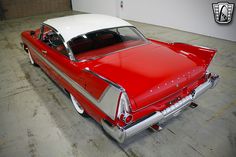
top-left (68, 27), bottom-right (147, 60)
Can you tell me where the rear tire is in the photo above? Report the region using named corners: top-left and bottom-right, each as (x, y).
top-left (70, 93), bottom-right (87, 117)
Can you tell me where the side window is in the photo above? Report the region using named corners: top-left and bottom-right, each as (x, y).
top-left (41, 26), bottom-right (68, 56)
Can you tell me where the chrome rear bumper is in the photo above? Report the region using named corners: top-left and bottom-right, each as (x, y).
top-left (101, 74), bottom-right (219, 143)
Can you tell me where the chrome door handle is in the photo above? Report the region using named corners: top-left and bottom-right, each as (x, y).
top-left (42, 50), bottom-right (47, 54)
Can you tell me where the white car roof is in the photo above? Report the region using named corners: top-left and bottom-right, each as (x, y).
top-left (43, 14), bottom-right (133, 43)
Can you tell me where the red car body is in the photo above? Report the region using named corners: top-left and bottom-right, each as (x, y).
top-left (21, 14), bottom-right (219, 143)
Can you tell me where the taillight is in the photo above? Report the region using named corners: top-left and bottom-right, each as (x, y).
top-left (124, 114), bottom-right (133, 124)
top-left (119, 113), bottom-right (133, 124)
top-left (117, 93), bottom-right (133, 124)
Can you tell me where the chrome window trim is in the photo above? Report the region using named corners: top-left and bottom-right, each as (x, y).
top-left (39, 23), bottom-right (77, 61)
top-left (67, 26), bottom-right (150, 62)
top-left (76, 42), bottom-right (150, 62)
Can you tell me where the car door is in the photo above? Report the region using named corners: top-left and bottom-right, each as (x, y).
top-left (37, 25), bottom-right (85, 91)
top-left (24, 29), bottom-right (49, 73)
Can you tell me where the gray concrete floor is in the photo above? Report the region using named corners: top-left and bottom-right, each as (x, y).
top-left (0, 11), bottom-right (235, 157)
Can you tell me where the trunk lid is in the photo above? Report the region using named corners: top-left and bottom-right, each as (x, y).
top-left (87, 42), bottom-right (213, 111)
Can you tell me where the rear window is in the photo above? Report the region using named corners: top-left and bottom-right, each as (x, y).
top-left (68, 27), bottom-right (147, 59)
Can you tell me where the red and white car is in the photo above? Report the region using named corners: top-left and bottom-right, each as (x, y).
top-left (21, 14), bottom-right (219, 143)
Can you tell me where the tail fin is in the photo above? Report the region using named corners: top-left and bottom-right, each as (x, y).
top-left (172, 43), bottom-right (216, 69)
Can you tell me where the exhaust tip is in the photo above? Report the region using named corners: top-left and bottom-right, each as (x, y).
top-left (189, 102), bottom-right (198, 108)
top-left (210, 74), bottom-right (220, 89)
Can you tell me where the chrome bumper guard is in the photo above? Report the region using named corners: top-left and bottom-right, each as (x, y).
top-left (101, 74), bottom-right (219, 143)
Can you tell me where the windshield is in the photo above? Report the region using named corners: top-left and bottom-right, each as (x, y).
top-left (68, 26), bottom-right (148, 60)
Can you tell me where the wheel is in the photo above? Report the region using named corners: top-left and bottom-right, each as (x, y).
top-left (28, 49), bottom-right (36, 65)
top-left (70, 93), bottom-right (87, 116)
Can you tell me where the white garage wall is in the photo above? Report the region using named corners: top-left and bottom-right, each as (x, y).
top-left (71, 0), bottom-right (118, 16)
top-left (72, 0), bottom-right (236, 41)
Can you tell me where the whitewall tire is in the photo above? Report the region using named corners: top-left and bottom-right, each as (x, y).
top-left (28, 50), bottom-right (35, 65)
top-left (70, 93), bottom-right (87, 116)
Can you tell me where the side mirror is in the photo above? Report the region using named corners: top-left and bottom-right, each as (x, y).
top-left (30, 31), bottom-right (35, 36)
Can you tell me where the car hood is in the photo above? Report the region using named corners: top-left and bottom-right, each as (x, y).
top-left (87, 43), bottom-right (206, 111)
